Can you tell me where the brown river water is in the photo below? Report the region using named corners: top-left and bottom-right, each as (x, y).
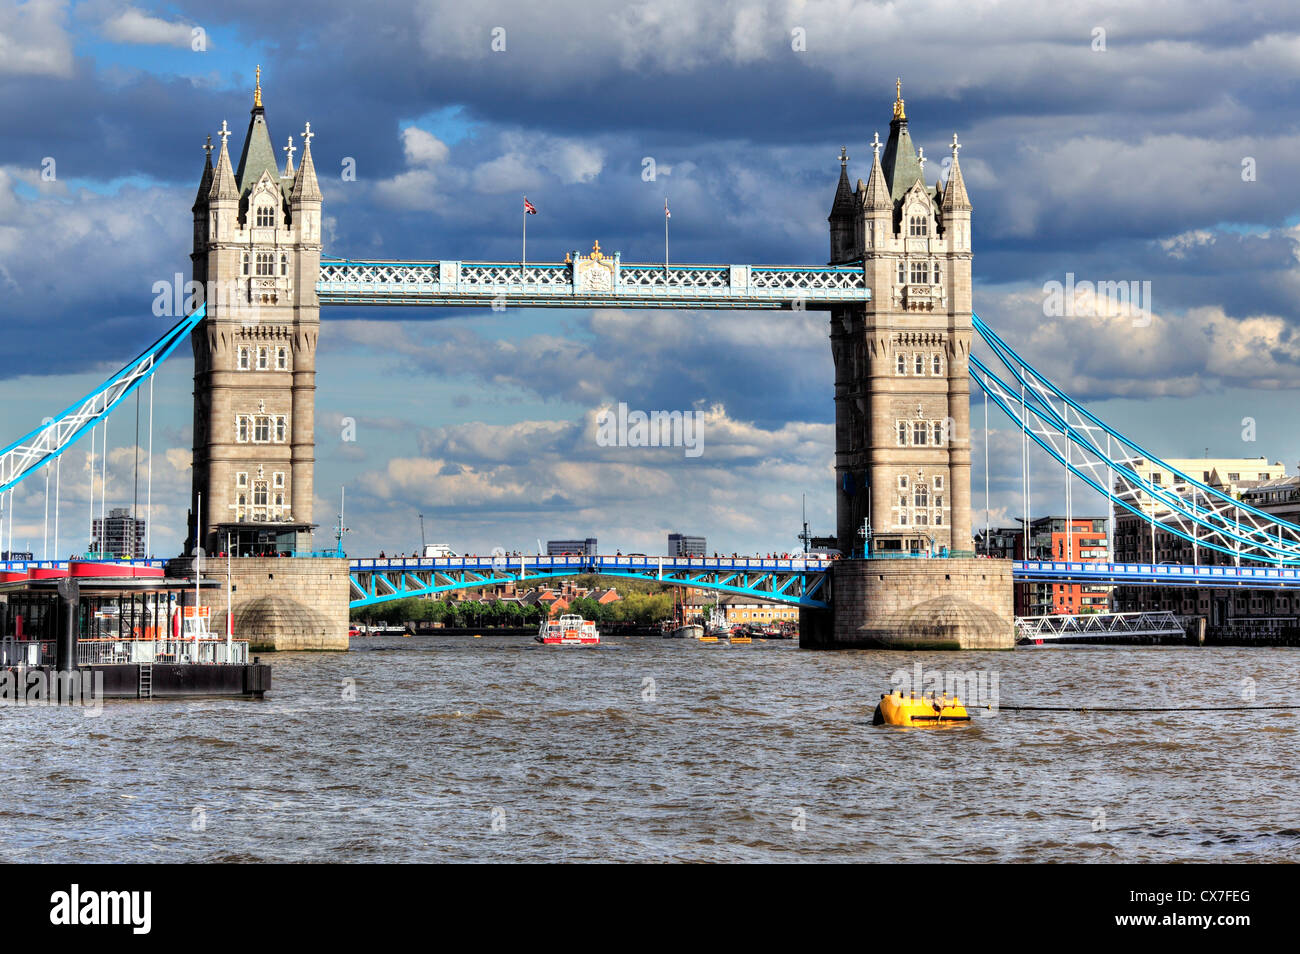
top-left (2, 634), bottom-right (1298, 862)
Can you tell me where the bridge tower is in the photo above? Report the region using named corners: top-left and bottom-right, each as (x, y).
top-left (809, 82), bottom-right (1012, 649)
top-left (828, 80), bottom-right (973, 556)
top-left (189, 70), bottom-right (322, 557)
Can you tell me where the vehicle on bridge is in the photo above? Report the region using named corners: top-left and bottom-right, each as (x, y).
top-left (421, 544), bottom-right (457, 558)
top-left (535, 613), bottom-right (600, 645)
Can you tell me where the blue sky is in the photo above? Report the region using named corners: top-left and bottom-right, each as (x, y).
top-left (1, 0), bottom-right (1299, 558)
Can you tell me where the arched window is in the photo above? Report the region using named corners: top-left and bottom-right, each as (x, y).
top-left (280, 253), bottom-right (288, 276)
top-left (897, 261), bottom-right (906, 284)
top-left (897, 353), bottom-right (906, 374)
top-left (932, 261), bottom-right (941, 283)
top-left (897, 421), bottom-right (910, 445)
top-left (241, 253), bottom-right (250, 276)
top-left (915, 422), bottom-right (928, 446)
top-left (932, 354), bottom-right (942, 375)
top-left (256, 252), bottom-right (275, 276)
top-left (276, 346), bottom-right (289, 371)
top-left (909, 215), bottom-right (928, 236)
top-left (914, 354), bottom-right (924, 375)
top-left (255, 205), bottom-right (275, 227)
top-left (910, 261), bottom-right (928, 284)
top-left (915, 484), bottom-right (929, 508)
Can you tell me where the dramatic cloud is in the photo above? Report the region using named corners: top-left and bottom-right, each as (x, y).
top-left (0, 0), bottom-right (74, 77)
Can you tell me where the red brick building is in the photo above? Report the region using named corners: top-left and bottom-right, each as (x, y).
top-left (1013, 516), bottom-right (1110, 616)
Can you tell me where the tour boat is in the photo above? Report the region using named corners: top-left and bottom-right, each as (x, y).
top-left (535, 613), bottom-right (600, 645)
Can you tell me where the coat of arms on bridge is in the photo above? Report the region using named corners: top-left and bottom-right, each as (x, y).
top-left (571, 240), bottom-right (618, 293)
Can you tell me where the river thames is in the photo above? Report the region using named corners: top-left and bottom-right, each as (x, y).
top-left (3, 636), bottom-right (1297, 863)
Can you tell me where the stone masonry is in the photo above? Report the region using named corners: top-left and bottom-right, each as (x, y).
top-left (168, 556), bottom-right (350, 651)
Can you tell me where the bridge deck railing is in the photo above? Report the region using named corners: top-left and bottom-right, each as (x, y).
top-left (317, 259), bottom-right (870, 307)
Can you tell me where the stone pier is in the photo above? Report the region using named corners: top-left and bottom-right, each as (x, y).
top-left (166, 556), bottom-right (350, 651)
top-left (801, 558), bottom-right (1015, 650)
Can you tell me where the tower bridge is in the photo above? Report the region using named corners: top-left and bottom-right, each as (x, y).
top-left (5, 74), bottom-right (1300, 650)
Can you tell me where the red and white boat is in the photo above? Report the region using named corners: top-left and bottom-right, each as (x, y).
top-left (535, 613), bottom-right (600, 645)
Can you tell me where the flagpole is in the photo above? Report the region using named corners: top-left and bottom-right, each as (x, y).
top-left (522, 197), bottom-right (526, 284)
top-left (664, 196), bottom-right (669, 273)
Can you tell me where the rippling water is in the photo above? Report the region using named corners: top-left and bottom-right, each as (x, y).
top-left (2, 634), bottom-right (1298, 862)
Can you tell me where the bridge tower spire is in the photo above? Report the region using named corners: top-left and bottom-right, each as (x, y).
top-left (188, 70), bottom-right (321, 556)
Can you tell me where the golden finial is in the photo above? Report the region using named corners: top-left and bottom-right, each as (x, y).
top-left (254, 65), bottom-right (262, 108)
top-left (893, 77), bottom-right (905, 120)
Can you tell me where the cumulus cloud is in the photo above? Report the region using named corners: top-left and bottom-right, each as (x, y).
top-left (0, 0), bottom-right (74, 77)
top-left (341, 403), bottom-right (832, 554)
top-left (99, 7), bottom-right (196, 47)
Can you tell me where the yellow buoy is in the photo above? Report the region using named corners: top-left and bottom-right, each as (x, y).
top-left (873, 690), bottom-right (970, 727)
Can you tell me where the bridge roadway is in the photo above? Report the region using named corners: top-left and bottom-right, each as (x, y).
top-left (8, 557), bottom-right (1300, 612)
top-left (315, 259), bottom-right (871, 310)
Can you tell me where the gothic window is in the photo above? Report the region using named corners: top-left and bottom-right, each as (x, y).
top-left (932, 261), bottom-right (941, 283)
top-left (915, 422), bottom-right (928, 445)
top-left (280, 253), bottom-right (288, 276)
top-left (274, 493), bottom-right (285, 508)
top-left (898, 476), bottom-right (908, 490)
top-left (910, 261), bottom-right (928, 284)
top-left (934, 476), bottom-right (944, 490)
top-left (255, 205), bottom-right (275, 228)
top-left (256, 252), bottom-right (275, 276)
top-left (916, 511), bottom-right (929, 526)
top-left (236, 472), bottom-right (248, 489)
top-left (915, 484), bottom-right (929, 508)
top-left (897, 353), bottom-right (906, 375)
top-left (897, 261), bottom-right (906, 284)
top-left (254, 416), bottom-right (271, 443)
top-left (935, 511), bottom-right (943, 526)
top-left (236, 417), bottom-right (249, 443)
top-left (936, 495), bottom-right (944, 509)
top-left (241, 253), bottom-right (250, 277)
top-left (237, 347), bottom-right (250, 371)
top-left (275, 416), bottom-right (287, 443)
top-left (273, 472), bottom-right (285, 489)
top-left (932, 354), bottom-right (942, 375)
top-left (914, 354), bottom-right (924, 375)
top-left (897, 422), bottom-right (909, 445)
top-left (253, 481), bottom-right (269, 507)
top-left (276, 347), bottom-right (289, 371)
top-left (866, 222), bottom-right (874, 248)
top-left (257, 346), bottom-right (269, 370)
top-left (909, 215), bottom-right (928, 236)
top-left (899, 511), bottom-right (909, 526)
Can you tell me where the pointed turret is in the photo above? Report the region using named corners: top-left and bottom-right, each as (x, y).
top-left (193, 136), bottom-right (214, 212)
top-left (828, 146), bottom-right (856, 262)
top-left (942, 134), bottom-right (972, 213)
top-left (829, 147), bottom-right (855, 219)
top-left (862, 136), bottom-right (891, 212)
top-left (290, 122), bottom-right (323, 204)
top-left (880, 78), bottom-right (926, 204)
top-left (208, 121), bottom-right (238, 202)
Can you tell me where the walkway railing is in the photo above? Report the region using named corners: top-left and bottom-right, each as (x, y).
top-left (76, 637), bottom-right (249, 666)
top-left (317, 259), bottom-right (870, 310)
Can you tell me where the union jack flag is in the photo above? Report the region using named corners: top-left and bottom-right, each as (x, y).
top-left (523, 197), bottom-right (537, 214)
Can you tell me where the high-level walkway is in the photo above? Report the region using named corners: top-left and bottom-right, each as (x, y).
top-left (316, 258), bottom-right (870, 309)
